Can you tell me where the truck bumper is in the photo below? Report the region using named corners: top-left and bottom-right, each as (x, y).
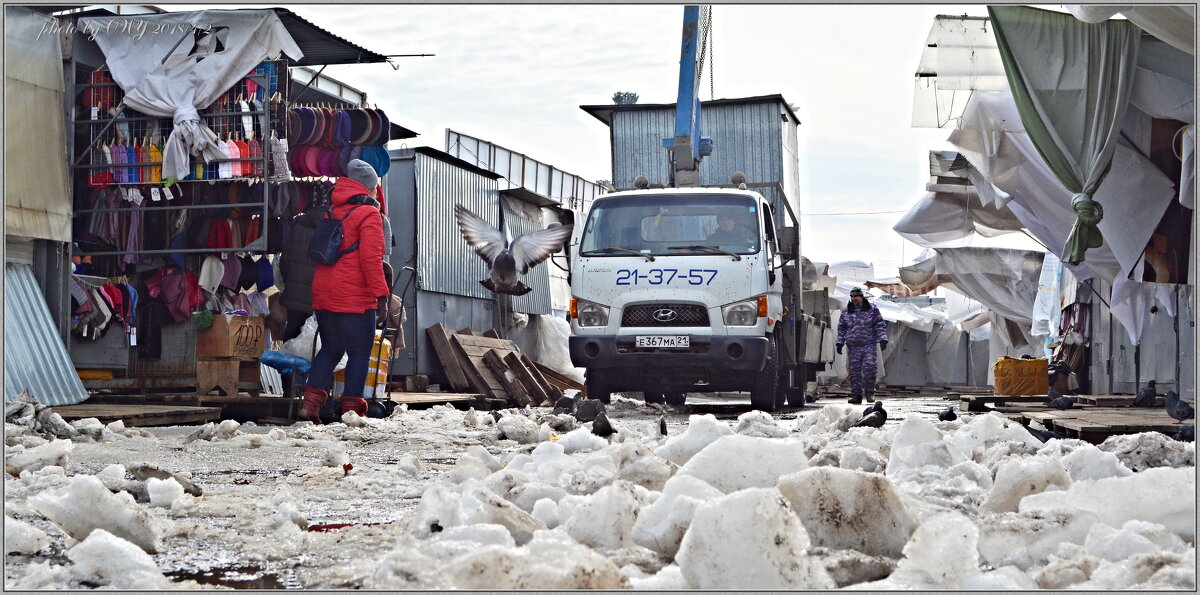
top-left (570, 335), bottom-right (769, 372)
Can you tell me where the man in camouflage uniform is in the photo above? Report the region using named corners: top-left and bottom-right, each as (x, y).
top-left (836, 287), bottom-right (889, 404)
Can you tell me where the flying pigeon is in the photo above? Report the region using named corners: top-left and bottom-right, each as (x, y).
top-left (938, 406), bottom-right (958, 422)
top-left (852, 402), bottom-right (886, 428)
top-left (454, 204), bottom-right (573, 296)
top-left (1165, 390), bottom-right (1194, 423)
top-left (591, 411), bottom-right (617, 437)
top-left (1134, 380), bottom-right (1159, 408)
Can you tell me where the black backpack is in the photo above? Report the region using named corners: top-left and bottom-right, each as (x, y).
top-left (307, 205), bottom-right (362, 264)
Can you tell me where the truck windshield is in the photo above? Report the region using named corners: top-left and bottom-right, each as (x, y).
top-left (579, 195), bottom-right (760, 257)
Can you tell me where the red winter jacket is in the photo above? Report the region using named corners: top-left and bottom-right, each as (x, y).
top-left (311, 177), bottom-right (389, 313)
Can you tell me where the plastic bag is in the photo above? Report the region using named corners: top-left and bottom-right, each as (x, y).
top-left (278, 315), bottom-right (347, 371)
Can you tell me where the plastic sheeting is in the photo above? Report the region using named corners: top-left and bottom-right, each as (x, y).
top-left (1065, 5), bottom-right (1196, 55)
top-left (506, 313), bottom-right (584, 384)
top-left (893, 190), bottom-right (1026, 248)
top-left (79, 10), bottom-right (303, 180)
top-left (900, 247), bottom-right (1043, 325)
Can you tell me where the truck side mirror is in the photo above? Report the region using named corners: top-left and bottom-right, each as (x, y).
top-left (777, 226), bottom-right (798, 259)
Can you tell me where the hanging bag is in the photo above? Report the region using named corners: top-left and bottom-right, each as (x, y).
top-left (306, 205), bottom-right (362, 264)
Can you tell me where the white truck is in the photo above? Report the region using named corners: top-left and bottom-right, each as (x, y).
top-left (568, 185), bottom-right (816, 412)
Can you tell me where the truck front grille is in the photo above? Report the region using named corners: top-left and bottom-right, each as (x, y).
top-left (621, 303), bottom-right (709, 327)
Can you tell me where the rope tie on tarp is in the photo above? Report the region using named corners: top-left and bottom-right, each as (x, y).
top-left (1064, 193), bottom-right (1105, 265)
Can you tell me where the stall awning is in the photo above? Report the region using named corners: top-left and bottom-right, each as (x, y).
top-left (271, 8), bottom-right (389, 66)
top-left (500, 187), bottom-right (560, 208)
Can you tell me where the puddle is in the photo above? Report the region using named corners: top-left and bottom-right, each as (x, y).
top-left (306, 521), bottom-right (391, 532)
top-left (166, 566), bottom-right (288, 589)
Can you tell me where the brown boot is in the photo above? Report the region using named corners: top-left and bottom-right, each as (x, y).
top-left (847, 395), bottom-right (863, 404)
top-left (298, 385), bottom-right (329, 423)
top-left (866, 394), bottom-right (876, 403)
top-left (341, 396), bottom-right (368, 418)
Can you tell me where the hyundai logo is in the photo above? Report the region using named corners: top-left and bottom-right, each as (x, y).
top-left (652, 308), bottom-right (679, 322)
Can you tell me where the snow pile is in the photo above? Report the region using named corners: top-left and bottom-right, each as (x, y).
top-left (1098, 431), bottom-right (1195, 471)
top-left (28, 474), bottom-right (161, 552)
top-left (654, 414), bottom-right (734, 465)
top-left (439, 529), bottom-right (629, 589)
top-left (1020, 466), bottom-right (1196, 540)
top-left (733, 410), bottom-right (789, 438)
top-left (886, 416), bottom-right (963, 475)
top-left (66, 529), bottom-right (166, 589)
top-left (794, 404), bottom-right (861, 434)
top-left (778, 467), bottom-right (914, 557)
top-left (676, 434), bottom-right (809, 493)
top-left (145, 477), bottom-right (185, 508)
top-left (675, 488), bottom-right (834, 589)
top-left (975, 507), bottom-right (1101, 569)
top-left (631, 474), bottom-right (723, 557)
top-left (867, 511), bottom-right (982, 589)
top-left (5, 439), bottom-right (73, 476)
top-left (562, 480), bottom-right (646, 549)
top-left (5, 516), bottom-right (50, 554)
top-left (1061, 444), bottom-right (1133, 480)
top-left (979, 455), bottom-right (1071, 513)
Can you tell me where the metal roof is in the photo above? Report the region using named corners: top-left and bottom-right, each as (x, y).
top-left (272, 8), bottom-right (389, 66)
top-left (499, 187), bottom-right (559, 208)
top-left (581, 94), bottom-right (801, 127)
top-left (412, 146), bottom-right (503, 180)
top-left (4, 263), bottom-right (89, 406)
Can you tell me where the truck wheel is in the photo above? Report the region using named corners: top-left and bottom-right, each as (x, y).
top-left (664, 391), bottom-right (686, 407)
top-left (750, 336), bottom-right (779, 412)
top-left (586, 374), bottom-right (613, 404)
top-left (644, 392), bottom-right (665, 405)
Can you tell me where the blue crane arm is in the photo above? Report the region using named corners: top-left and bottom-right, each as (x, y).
top-left (663, 5), bottom-right (713, 187)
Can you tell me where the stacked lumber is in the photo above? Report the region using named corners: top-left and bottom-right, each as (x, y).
top-left (427, 324), bottom-right (564, 407)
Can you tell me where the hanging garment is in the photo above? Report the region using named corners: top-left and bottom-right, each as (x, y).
top-left (220, 253), bottom-right (243, 290)
top-left (124, 143), bottom-right (140, 184)
top-left (235, 139), bottom-right (251, 177)
top-left (269, 136), bottom-right (292, 182)
top-left (219, 140), bottom-right (236, 179)
top-left (247, 138), bottom-right (264, 178)
top-left (199, 255), bottom-right (225, 294)
top-left (148, 144), bottom-right (163, 183)
top-left (123, 200), bottom-right (142, 266)
top-left (206, 219), bottom-right (232, 255)
top-left (255, 256), bottom-right (274, 291)
top-left (109, 144), bottom-right (125, 184)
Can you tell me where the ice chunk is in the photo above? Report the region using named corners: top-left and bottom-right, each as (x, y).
top-left (778, 467), bottom-right (915, 558)
top-left (615, 450), bottom-right (673, 492)
top-left (531, 498), bottom-right (559, 529)
top-left (675, 487), bottom-right (835, 589)
top-left (96, 464), bottom-right (126, 481)
top-left (629, 564), bottom-right (686, 589)
top-left (69, 417), bottom-right (106, 440)
top-left (1122, 520), bottom-right (1189, 553)
top-left (888, 511), bottom-right (981, 588)
top-left (423, 523), bottom-right (516, 561)
top-left (1020, 467), bottom-right (1195, 541)
top-left (409, 483), bottom-right (465, 539)
top-left (67, 529), bottom-right (165, 589)
top-left (531, 441), bottom-right (565, 456)
top-left (961, 565), bottom-right (1038, 589)
top-left (395, 453), bottom-right (423, 476)
top-left (976, 508), bottom-right (1100, 569)
top-left (5, 516), bottom-right (50, 554)
top-left (1061, 444), bottom-right (1133, 481)
top-left (1076, 551), bottom-right (1196, 589)
top-left (102, 419), bottom-right (124, 435)
top-left (558, 427), bottom-right (608, 453)
top-left (466, 485), bottom-right (546, 545)
top-left (947, 412), bottom-right (1040, 456)
top-left (976, 439), bottom-right (1040, 474)
top-left (1034, 551), bottom-right (1102, 588)
top-left (497, 415), bottom-right (540, 444)
top-left (5, 439), bottom-right (72, 476)
top-left (794, 405), bottom-right (861, 434)
top-left (1084, 523), bottom-right (1160, 562)
top-left (562, 480), bottom-right (644, 550)
top-left (980, 455), bottom-right (1071, 513)
top-left (677, 435), bottom-right (809, 493)
top-left (29, 474), bottom-right (160, 552)
top-left (510, 482), bottom-right (567, 513)
top-left (632, 474), bottom-right (724, 557)
top-left (805, 547), bottom-right (897, 588)
top-left (838, 446), bottom-right (888, 472)
top-left (654, 414), bottom-right (733, 466)
top-left (442, 529), bottom-right (630, 589)
top-left (146, 477), bottom-right (184, 508)
top-left (734, 410), bottom-right (789, 438)
top-left (1098, 431), bottom-right (1195, 471)
top-left (886, 416), bottom-right (964, 475)
top-left (274, 501), bottom-right (308, 530)
top-left (215, 419), bottom-right (241, 437)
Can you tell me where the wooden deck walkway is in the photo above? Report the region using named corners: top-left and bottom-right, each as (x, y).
top-left (1017, 407), bottom-right (1190, 443)
top-left (52, 404), bottom-right (221, 427)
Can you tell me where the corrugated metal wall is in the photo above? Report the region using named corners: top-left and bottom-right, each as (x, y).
top-left (1177, 284), bottom-right (1195, 401)
top-left (610, 100), bottom-right (795, 219)
top-left (414, 152), bottom-right (500, 301)
top-left (4, 8), bottom-right (72, 242)
top-left (5, 263), bottom-right (88, 405)
top-left (386, 153), bottom-right (420, 376)
top-left (501, 196), bottom-right (552, 315)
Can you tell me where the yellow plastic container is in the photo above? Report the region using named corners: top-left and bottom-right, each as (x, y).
top-left (993, 356), bottom-right (1049, 396)
top-left (332, 331), bottom-right (392, 399)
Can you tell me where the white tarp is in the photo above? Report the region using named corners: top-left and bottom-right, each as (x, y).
top-left (1065, 5), bottom-right (1196, 55)
top-left (900, 247), bottom-right (1043, 325)
top-left (893, 190), bottom-right (1026, 248)
top-left (79, 10), bottom-right (303, 180)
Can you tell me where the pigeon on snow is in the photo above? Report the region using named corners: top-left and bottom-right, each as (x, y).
top-left (1022, 423), bottom-right (1068, 443)
top-left (658, 414), bottom-right (668, 437)
top-left (1046, 389), bottom-right (1076, 410)
top-left (1134, 380), bottom-right (1159, 408)
top-left (591, 411), bottom-right (617, 437)
top-left (1165, 390), bottom-right (1194, 423)
top-left (852, 402), bottom-right (886, 428)
top-left (454, 204), bottom-right (573, 296)
top-left (938, 406), bottom-right (958, 422)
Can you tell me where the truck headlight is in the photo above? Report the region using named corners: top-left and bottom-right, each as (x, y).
top-left (574, 299), bottom-right (610, 327)
top-left (722, 297), bottom-right (765, 326)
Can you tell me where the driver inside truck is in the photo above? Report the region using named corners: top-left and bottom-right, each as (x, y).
top-left (705, 212), bottom-right (751, 247)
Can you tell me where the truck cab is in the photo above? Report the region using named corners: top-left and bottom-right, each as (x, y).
top-left (568, 187), bottom-right (792, 411)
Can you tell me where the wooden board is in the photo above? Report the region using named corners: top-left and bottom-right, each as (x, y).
top-left (52, 404), bottom-right (221, 427)
top-left (83, 377), bottom-right (197, 391)
top-left (1018, 407), bottom-right (1189, 443)
top-left (386, 392), bottom-right (482, 405)
top-left (484, 349), bottom-right (531, 407)
top-left (426, 324), bottom-right (471, 392)
top-left (1077, 395), bottom-right (1165, 408)
top-left (521, 355), bottom-right (563, 402)
top-left (504, 352), bottom-right (551, 405)
top-left (451, 333), bottom-right (521, 352)
top-left (482, 329), bottom-right (501, 339)
top-left (449, 334), bottom-right (508, 399)
top-left (533, 362), bottom-right (586, 392)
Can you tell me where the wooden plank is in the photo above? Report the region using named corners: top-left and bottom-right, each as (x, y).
top-left (533, 362), bottom-right (585, 392)
top-left (448, 335), bottom-right (506, 399)
top-left (452, 334), bottom-right (520, 352)
top-left (52, 404), bottom-right (221, 427)
top-left (484, 349), bottom-right (531, 407)
top-left (457, 327), bottom-right (475, 336)
top-left (520, 353), bottom-right (563, 402)
top-left (504, 352), bottom-right (550, 405)
top-left (386, 392), bottom-right (481, 405)
top-left (482, 329), bottom-right (501, 339)
top-left (199, 395), bottom-right (296, 404)
top-left (426, 324), bottom-right (471, 392)
top-left (83, 377), bottom-right (197, 391)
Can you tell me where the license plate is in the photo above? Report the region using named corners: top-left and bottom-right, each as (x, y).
top-left (636, 335), bottom-right (689, 349)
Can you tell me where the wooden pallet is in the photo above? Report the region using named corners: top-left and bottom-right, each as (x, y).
top-left (532, 362), bottom-right (585, 399)
top-left (83, 376), bottom-right (197, 392)
top-left (1076, 395), bottom-right (1165, 408)
top-left (52, 404), bottom-right (221, 427)
top-left (1019, 407), bottom-right (1190, 443)
top-left (426, 325), bottom-right (561, 406)
top-left (196, 357), bottom-right (262, 397)
top-left (960, 394), bottom-right (1053, 412)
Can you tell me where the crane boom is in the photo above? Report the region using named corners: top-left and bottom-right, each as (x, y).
top-left (662, 5), bottom-right (713, 188)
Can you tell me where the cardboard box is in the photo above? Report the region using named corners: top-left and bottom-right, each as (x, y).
top-left (993, 356), bottom-right (1049, 396)
top-left (196, 315), bottom-right (265, 359)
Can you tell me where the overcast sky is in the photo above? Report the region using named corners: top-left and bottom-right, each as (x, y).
top-left (189, 4), bottom-right (1043, 272)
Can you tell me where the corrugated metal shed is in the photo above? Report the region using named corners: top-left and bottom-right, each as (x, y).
top-left (501, 196), bottom-right (552, 315)
top-left (581, 95), bottom-right (800, 223)
top-left (4, 7), bottom-right (72, 242)
top-left (4, 263), bottom-right (89, 405)
top-left (411, 148), bottom-right (502, 301)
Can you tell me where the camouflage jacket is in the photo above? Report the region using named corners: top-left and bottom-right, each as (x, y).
top-left (837, 303), bottom-right (888, 346)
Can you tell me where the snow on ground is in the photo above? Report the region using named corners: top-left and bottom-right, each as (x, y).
top-left (3, 393), bottom-right (1195, 590)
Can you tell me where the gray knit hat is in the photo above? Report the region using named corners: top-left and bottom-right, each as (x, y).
top-left (347, 159), bottom-right (379, 191)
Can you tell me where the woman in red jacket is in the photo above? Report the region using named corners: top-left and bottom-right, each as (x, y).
top-left (299, 160), bottom-right (390, 420)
